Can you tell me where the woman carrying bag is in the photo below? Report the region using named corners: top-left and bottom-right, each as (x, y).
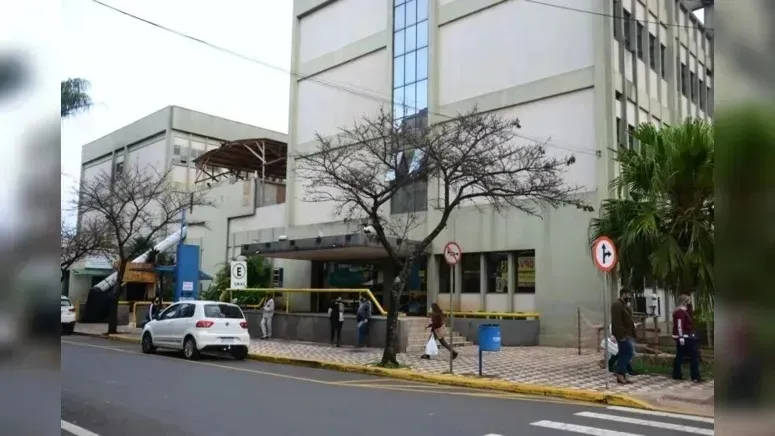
top-left (420, 303), bottom-right (458, 360)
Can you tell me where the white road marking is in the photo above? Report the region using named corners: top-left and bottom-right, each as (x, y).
top-left (61, 420), bottom-right (100, 436)
top-left (575, 412), bottom-right (714, 435)
top-left (606, 406), bottom-right (715, 424)
top-left (531, 420), bottom-right (644, 436)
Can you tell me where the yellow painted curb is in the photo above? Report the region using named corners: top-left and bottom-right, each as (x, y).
top-left (76, 331), bottom-right (655, 410)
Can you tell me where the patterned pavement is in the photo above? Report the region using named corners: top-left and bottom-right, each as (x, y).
top-left (72, 323), bottom-right (713, 405)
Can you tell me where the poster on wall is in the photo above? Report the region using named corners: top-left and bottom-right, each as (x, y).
top-left (517, 256), bottom-right (535, 287)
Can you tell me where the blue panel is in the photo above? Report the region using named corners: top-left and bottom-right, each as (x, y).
top-left (174, 244), bottom-right (200, 302)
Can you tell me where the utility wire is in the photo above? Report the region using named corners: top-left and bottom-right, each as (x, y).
top-left (90, 0), bottom-right (606, 156)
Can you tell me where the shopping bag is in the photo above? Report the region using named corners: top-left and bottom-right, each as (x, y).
top-left (600, 337), bottom-right (618, 356)
top-left (425, 334), bottom-right (439, 356)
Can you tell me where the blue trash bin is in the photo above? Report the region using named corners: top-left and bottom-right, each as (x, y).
top-left (478, 324), bottom-right (501, 352)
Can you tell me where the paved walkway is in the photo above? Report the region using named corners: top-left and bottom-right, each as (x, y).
top-left (73, 323), bottom-right (713, 413)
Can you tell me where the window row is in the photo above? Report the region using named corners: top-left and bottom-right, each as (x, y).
top-left (614, 7), bottom-right (668, 80)
top-left (678, 63), bottom-right (712, 112)
top-left (437, 251), bottom-right (536, 294)
top-left (393, 79), bottom-right (428, 120)
top-left (393, 48), bottom-right (428, 89)
top-left (173, 144), bottom-right (206, 165)
top-left (394, 20), bottom-right (428, 58)
top-left (394, 0), bottom-right (428, 32)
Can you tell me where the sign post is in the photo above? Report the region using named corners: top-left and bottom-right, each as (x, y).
top-left (591, 236), bottom-right (618, 392)
top-left (229, 260), bottom-right (248, 302)
top-left (443, 241), bottom-right (462, 374)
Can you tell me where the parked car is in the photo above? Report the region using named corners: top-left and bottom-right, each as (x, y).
top-left (61, 295), bottom-right (76, 335)
top-left (140, 300), bottom-right (250, 361)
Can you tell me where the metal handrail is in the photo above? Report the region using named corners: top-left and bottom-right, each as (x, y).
top-left (226, 288), bottom-right (387, 316)
top-left (442, 311), bottom-right (541, 320)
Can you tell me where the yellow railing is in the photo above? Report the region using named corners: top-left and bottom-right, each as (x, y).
top-left (125, 301), bottom-right (172, 326)
top-left (443, 311), bottom-right (541, 320)
top-left (226, 288), bottom-right (387, 316)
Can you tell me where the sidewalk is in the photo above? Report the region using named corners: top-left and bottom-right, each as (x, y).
top-left (72, 323), bottom-right (713, 415)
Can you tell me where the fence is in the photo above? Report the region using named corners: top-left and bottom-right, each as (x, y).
top-left (226, 288), bottom-right (387, 316)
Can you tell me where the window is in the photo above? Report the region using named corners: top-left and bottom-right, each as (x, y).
top-left (485, 252), bottom-right (509, 293)
top-left (159, 304), bottom-right (180, 320)
top-left (204, 304), bottom-right (244, 319)
top-left (178, 303), bottom-right (195, 318)
top-left (272, 268), bottom-right (284, 287)
top-left (627, 124), bottom-right (636, 149)
top-left (636, 22), bottom-right (644, 59)
top-left (660, 44), bottom-right (667, 79)
top-left (461, 254), bottom-right (480, 293)
top-left (698, 79), bottom-right (706, 110)
top-left (437, 255), bottom-right (451, 294)
top-left (648, 34), bottom-right (656, 70)
top-left (616, 117), bottom-right (622, 146)
top-left (114, 161), bottom-right (124, 176)
top-left (690, 71), bottom-right (697, 103)
top-left (612, 0), bottom-right (621, 41)
top-left (516, 250), bottom-right (535, 294)
top-left (622, 10), bottom-right (633, 52)
top-left (387, 147), bottom-right (428, 213)
top-left (393, 0), bottom-right (428, 122)
top-left (681, 64), bottom-right (689, 97)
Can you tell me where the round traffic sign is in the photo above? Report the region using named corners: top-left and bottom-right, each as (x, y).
top-left (591, 236), bottom-right (618, 272)
top-left (443, 241), bottom-right (462, 265)
top-left (231, 262), bottom-right (246, 279)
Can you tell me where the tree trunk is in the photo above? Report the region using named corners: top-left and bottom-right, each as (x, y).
top-left (106, 263), bottom-right (126, 334)
top-left (380, 260), bottom-right (413, 367)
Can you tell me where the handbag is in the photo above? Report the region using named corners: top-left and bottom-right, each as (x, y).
top-left (425, 334), bottom-right (439, 356)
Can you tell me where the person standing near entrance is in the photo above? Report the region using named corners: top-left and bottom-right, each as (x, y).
top-left (328, 297), bottom-right (344, 347)
top-left (610, 288), bottom-right (637, 384)
top-left (356, 296), bottom-right (372, 347)
top-left (260, 294), bottom-right (275, 339)
top-left (421, 303), bottom-right (458, 360)
top-left (672, 294), bottom-right (702, 382)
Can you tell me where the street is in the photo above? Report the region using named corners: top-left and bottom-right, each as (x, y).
top-left (61, 336), bottom-right (714, 436)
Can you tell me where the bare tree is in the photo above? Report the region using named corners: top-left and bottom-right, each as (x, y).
top-left (60, 216), bottom-right (111, 286)
top-left (75, 162), bottom-right (214, 334)
top-left (297, 107), bottom-right (592, 366)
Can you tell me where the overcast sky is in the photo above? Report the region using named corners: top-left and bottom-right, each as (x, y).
top-left (60, 0), bottom-right (292, 212)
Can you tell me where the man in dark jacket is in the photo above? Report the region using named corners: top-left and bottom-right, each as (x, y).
top-left (610, 288), bottom-right (637, 384)
top-left (672, 294), bottom-right (701, 382)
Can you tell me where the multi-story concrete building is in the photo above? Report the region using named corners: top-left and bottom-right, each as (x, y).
top-left (229, 0), bottom-right (714, 345)
top-left (68, 106), bottom-right (287, 304)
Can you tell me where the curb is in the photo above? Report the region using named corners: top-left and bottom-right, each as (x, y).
top-left (73, 332), bottom-right (654, 410)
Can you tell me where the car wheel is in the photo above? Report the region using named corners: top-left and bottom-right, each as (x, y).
top-left (141, 332), bottom-right (156, 354)
top-left (230, 346), bottom-right (248, 360)
top-left (61, 322), bottom-right (75, 335)
top-left (183, 336), bottom-right (200, 360)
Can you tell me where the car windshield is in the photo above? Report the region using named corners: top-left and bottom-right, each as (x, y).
top-left (61, 297), bottom-right (71, 307)
top-left (203, 304), bottom-right (244, 319)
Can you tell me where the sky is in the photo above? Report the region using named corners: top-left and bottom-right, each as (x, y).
top-left (60, 0), bottom-right (293, 213)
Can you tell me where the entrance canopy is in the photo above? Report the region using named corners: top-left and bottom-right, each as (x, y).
top-left (240, 233), bottom-right (426, 261)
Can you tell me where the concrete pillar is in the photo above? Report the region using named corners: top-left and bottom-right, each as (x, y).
top-left (479, 254), bottom-right (487, 311)
top-left (427, 254), bottom-right (439, 308)
top-left (507, 252), bottom-right (516, 311)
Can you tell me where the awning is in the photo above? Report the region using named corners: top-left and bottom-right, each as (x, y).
top-left (72, 268), bottom-right (113, 276)
top-left (240, 233), bottom-right (426, 261)
top-left (154, 265), bottom-right (214, 281)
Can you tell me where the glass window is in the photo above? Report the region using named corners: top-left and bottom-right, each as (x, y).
top-left (416, 80), bottom-right (428, 111)
top-left (394, 55), bottom-right (405, 86)
top-left (461, 254), bottom-right (480, 293)
top-left (179, 303), bottom-right (195, 318)
top-left (623, 10), bottom-right (632, 52)
top-left (516, 250), bottom-right (535, 294)
top-left (394, 29), bottom-right (405, 54)
top-left (486, 252), bottom-right (509, 293)
top-left (417, 21), bottom-right (428, 48)
top-left (405, 51), bottom-right (416, 83)
top-left (437, 255), bottom-right (451, 294)
top-left (660, 44), bottom-right (667, 79)
top-left (636, 22), bottom-right (644, 59)
top-left (648, 34), bottom-right (656, 69)
top-left (690, 71), bottom-right (697, 102)
top-left (159, 304), bottom-right (180, 320)
top-left (405, 24), bottom-right (417, 52)
top-left (406, 0), bottom-right (416, 23)
top-left (173, 144), bottom-right (181, 156)
top-left (394, 4), bottom-right (405, 30)
top-left (416, 47), bottom-right (428, 80)
top-left (612, 0), bottom-right (621, 41)
top-left (204, 304), bottom-right (245, 319)
top-left (417, 0), bottom-right (428, 21)
top-left (404, 83), bottom-right (416, 115)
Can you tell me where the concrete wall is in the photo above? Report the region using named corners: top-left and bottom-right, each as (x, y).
top-left (243, 311), bottom-right (411, 352)
top-left (451, 318), bottom-right (540, 347)
top-left (76, 303), bottom-right (130, 326)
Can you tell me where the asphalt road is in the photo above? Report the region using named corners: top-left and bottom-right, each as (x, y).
top-left (61, 335), bottom-right (714, 436)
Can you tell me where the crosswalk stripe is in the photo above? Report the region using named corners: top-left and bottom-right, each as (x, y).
top-left (575, 412), bottom-right (714, 435)
top-left (530, 420), bottom-right (644, 436)
top-left (606, 406), bottom-right (714, 424)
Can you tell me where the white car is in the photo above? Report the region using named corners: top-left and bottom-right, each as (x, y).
top-left (61, 295), bottom-right (76, 335)
top-left (140, 300), bottom-right (250, 360)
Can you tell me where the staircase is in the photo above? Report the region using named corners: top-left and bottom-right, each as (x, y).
top-left (403, 316), bottom-right (474, 353)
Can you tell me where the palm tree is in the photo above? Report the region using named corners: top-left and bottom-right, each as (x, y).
top-left (61, 78), bottom-right (92, 117)
top-left (589, 119), bottom-right (714, 301)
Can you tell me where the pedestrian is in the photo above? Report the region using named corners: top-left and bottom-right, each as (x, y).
top-left (328, 297), bottom-right (344, 347)
top-left (260, 294), bottom-right (275, 339)
top-left (672, 294), bottom-right (702, 382)
top-left (141, 296), bottom-right (163, 328)
top-left (421, 303), bottom-right (458, 360)
top-left (610, 288), bottom-right (637, 384)
top-left (355, 296), bottom-right (372, 347)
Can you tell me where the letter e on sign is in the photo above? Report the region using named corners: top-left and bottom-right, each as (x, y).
top-left (230, 261), bottom-right (248, 289)
top-left (591, 236), bottom-right (617, 272)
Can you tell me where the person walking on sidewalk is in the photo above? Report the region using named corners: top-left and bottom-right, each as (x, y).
top-left (141, 297), bottom-right (163, 328)
top-left (610, 288), bottom-right (637, 384)
top-left (356, 296), bottom-right (372, 347)
top-left (421, 303), bottom-right (458, 360)
top-left (672, 294), bottom-right (702, 382)
top-left (260, 295), bottom-right (275, 339)
top-left (328, 297), bottom-right (345, 347)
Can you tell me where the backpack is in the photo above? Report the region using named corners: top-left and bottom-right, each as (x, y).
top-left (329, 302), bottom-right (340, 321)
